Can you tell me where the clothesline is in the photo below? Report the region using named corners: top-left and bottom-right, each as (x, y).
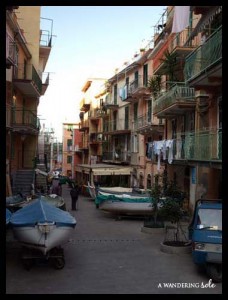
top-left (146, 139), bottom-right (174, 171)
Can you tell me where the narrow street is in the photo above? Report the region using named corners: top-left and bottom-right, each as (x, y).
top-left (6, 185), bottom-right (222, 294)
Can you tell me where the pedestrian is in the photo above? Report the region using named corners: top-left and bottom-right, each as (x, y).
top-left (70, 184), bottom-right (80, 211)
top-left (51, 176), bottom-right (62, 196)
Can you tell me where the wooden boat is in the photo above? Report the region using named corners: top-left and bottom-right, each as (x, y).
top-left (10, 198), bottom-right (76, 255)
top-left (95, 193), bottom-right (161, 216)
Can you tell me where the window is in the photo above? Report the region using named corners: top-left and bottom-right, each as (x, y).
top-left (147, 100), bottom-right (152, 123)
top-left (134, 71), bottom-right (139, 88)
top-left (134, 103), bottom-right (138, 123)
top-left (131, 134), bottom-right (138, 153)
top-left (67, 156), bottom-right (72, 164)
top-left (114, 84), bottom-right (117, 104)
top-left (143, 64), bottom-right (148, 86)
top-left (67, 139), bottom-right (72, 146)
top-left (113, 111), bottom-right (117, 131)
top-left (67, 139), bottom-right (72, 151)
top-left (125, 106), bottom-right (129, 129)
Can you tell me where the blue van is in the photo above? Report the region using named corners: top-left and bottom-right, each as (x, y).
top-left (188, 199), bottom-right (222, 283)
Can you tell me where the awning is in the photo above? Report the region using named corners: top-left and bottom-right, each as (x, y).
top-left (93, 167), bottom-right (132, 176)
top-left (186, 6), bottom-right (222, 43)
top-left (76, 164), bottom-right (132, 176)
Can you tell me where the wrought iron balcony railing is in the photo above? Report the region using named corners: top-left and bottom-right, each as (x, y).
top-left (13, 63), bottom-right (42, 94)
top-left (170, 129), bottom-right (222, 161)
top-left (184, 26), bottom-right (222, 82)
top-left (103, 118), bottom-right (130, 132)
top-left (153, 82), bottom-right (195, 115)
top-left (11, 109), bottom-right (40, 130)
top-left (102, 151), bottom-right (131, 163)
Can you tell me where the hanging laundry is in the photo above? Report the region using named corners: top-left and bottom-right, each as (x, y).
top-left (175, 139), bottom-right (182, 159)
top-left (172, 6), bottom-right (190, 33)
top-left (166, 139), bottom-right (174, 164)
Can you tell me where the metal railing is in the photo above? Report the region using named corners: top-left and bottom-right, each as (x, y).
top-left (6, 32), bottom-right (17, 65)
top-left (11, 109), bottom-right (40, 130)
top-left (184, 26), bottom-right (222, 82)
top-left (171, 129), bottom-right (222, 161)
top-left (13, 63), bottom-right (42, 94)
top-left (133, 112), bottom-right (152, 130)
top-left (103, 118), bottom-right (130, 132)
top-left (153, 82), bottom-right (195, 114)
top-left (128, 75), bottom-right (148, 95)
top-left (102, 151), bottom-right (131, 163)
top-left (153, 28), bottom-right (198, 73)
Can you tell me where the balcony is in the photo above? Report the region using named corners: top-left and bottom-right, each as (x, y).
top-left (13, 63), bottom-right (42, 97)
top-left (11, 109), bottom-right (40, 134)
top-left (170, 129), bottom-right (222, 162)
top-left (127, 75), bottom-right (151, 101)
top-left (153, 29), bottom-right (198, 75)
top-left (6, 32), bottom-right (17, 68)
top-left (39, 27), bottom-right (52, 71)
top-left (184, 26), bottom-right (222, 86)
top-left (153, 82), bottom-right (195, 118)
top-left (78, 141), bottom-right (89, 150)
top-left (134, 113), bottom-right (164, 135)
top-left (79, 119), bottom-right (89, 131)
top-left (80, 98), bottom-right (90, 112)
top-left (102, 150), bottom-right (131, 164)
top-left (41, 73), bottom-right (50, 96)
top-left (103, 118), bottom-right (131, 135)
top-left (103, 93), bottom-right (118, 110)
top-left (89, 133), bottom-right (103, 144)
top-left (88, 108), bottom-right (103, 121)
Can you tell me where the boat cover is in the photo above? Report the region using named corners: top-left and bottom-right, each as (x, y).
top-left (6, 208), bottom-right (12, 225)
top-left (6, 194), bottom-right (25, 206)
top-left (10, 198), bottom-right (76, 228)
top-left (95, 194), bottom-right (152, 205)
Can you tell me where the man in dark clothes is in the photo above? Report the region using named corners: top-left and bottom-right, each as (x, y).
top-left (70, 185), bottom-right (80, 210)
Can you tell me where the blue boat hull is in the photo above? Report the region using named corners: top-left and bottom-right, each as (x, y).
top-left (10, 198), bottom-right (76, 255)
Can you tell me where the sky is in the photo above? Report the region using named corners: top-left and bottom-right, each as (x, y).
top-left (38, 6), bottom-right (167, 141)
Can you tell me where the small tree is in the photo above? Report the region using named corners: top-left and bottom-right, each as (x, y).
top-left (159, 198), bottom-right (186, 244)
top-left (150, 174), bottom-right (162, 226)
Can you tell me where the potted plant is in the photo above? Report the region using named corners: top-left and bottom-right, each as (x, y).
top-left (157, 176), bottom-right (191, 253)
top-left (147, 75), bottom-right (161, 99)
top-left (142, 174), bottom-right (165, 232)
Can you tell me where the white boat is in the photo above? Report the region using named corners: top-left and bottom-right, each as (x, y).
top-left (10, 198), bottom-right (76, 255)
top-left (98, 187), bottom-right (133, 194)
top-left (95, 193), bottom-right (162, 216)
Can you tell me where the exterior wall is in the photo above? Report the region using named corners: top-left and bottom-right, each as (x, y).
top-left (16, 6), bottom-right (41, 70)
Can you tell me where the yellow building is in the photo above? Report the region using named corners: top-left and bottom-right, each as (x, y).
top-left (6, 6), bottom-right (52, 195)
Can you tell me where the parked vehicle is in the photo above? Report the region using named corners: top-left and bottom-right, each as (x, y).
top-left (188, 199), bottom-right (222, 282)
top-left (10, 198), bottom-right (76, 269)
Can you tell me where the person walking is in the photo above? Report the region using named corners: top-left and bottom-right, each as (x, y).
top-left (51, 176), bottom-right (62, 196)
top-left (70, 184), bottom-right (80, 211)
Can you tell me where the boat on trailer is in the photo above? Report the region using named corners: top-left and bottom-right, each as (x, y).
top-left (10, 198), bottom-right (76, 269)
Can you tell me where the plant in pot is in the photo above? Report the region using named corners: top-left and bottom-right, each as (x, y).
top-left (143, 174), bottom-right (165, 230)
top-left (158, 180), bottom-right (191, 252)
top-left (147, 75), bottom-right (162, 99)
